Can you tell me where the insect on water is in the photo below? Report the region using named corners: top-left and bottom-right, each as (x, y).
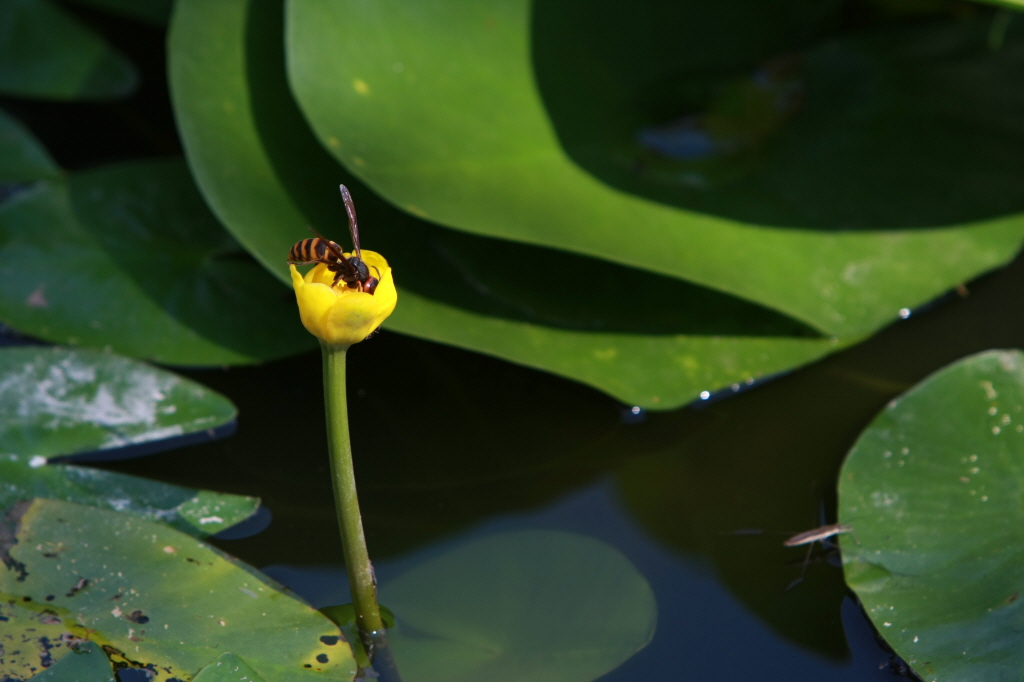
top-left (288, 185), bottom-right (380, 293)
top-left (783, 523), bottom-right (853, 590)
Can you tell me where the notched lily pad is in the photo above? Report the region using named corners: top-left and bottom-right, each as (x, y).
top-left (839, 349), bottom-right (1024, 681)
top-left (0, 499), bottom-right (356, 681)
top-left (169, 0), bottom-right (843, 409)
top-left (0, 347), bottom-right (236, 459)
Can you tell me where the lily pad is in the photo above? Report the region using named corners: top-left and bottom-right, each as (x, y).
top-left (381, 530), bottom-right (656, 682)
top-left (0, 106), bottom-right (61, 183)
top-left (168, 0), bottom-right (843, 409)
top-left (0, 455), bottom-right (258, 537)
top-left (285, 0), bottom-right (1024, 338)
top-left (27, 641), bottom-right (115, 682)
top-left (0, 0), bottom-right (137, 100)
top-left (839, 349), bottom-right (1024, 680)
top-left (0, 158), bottom-right (315, 365)
top-left (0, 499), bottom-right (356, 681)
top-left (0, 346), bottom-right (236, 459)
top-left (192, 653), bottom-right (269, 682)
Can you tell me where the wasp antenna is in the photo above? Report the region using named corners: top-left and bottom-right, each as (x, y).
top-left (339, 184), bottom-right (362, 259)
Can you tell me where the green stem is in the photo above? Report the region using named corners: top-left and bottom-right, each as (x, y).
top-left (321, 343), bottom-right (386, 641)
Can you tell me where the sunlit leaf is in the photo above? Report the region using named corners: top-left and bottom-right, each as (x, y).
top-left (0, 158), bottom-right (315, 365)
top-left (192, 653), bottom-right (270, 682)
top-left (0, 106), bottom-right (61, 183)
top-left (286, 0), bottom-right (1024, 338)
top-left (169, 0), bottom-right (844, 409)
top-left (0, 346), bottom-right (236, 458)
top-left (382, 530), bottom-right (656, 682)
top-left (0, 499), bottom-right (356, 681)
top-left (0, 0), bottom-right (137, 100)
top-left (839, 349), bottom-right (1024, 680)
top-left (0, 455), bottom-right (258, 537)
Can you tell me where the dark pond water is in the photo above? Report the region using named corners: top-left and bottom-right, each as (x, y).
top-left (99, 251), bottom-right (1024, 681)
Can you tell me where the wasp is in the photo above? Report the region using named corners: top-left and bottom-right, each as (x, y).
top-left (288, 185), bottom-right (380, 293)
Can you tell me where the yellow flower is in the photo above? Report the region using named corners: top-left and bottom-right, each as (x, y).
top-left (289, 250), bottom-right (397, 348)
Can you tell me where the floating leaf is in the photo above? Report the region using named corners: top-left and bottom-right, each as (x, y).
top-left (382, 530), bottom-right (656, 682)
top-left (839, 350), bottom-right (1024, 680)
top-left (0, 455), bottom-right (258, 537)
top-left (0, 347), bottom-right (236, 458)
top-left (27, 641), bottom-right (115, 682)
top-left (0, 106), bottom-right (61, 183)
top-left (168, 0), bottom-right (843, 409)
top-left (192, 653), bottom-right (269, 682)
top-left (0, 158), bottom-right (315, 365)
top-left (0, 499), bottom-right (356, 681)
top-left (286, 0), bottom-right (1024, 338)
top-left (0, 0), bottom-right (137, 100)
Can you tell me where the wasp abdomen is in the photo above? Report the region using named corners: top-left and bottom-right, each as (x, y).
top-left (288, 238), bottom-right (344, 264)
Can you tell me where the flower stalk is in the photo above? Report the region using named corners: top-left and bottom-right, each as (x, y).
top-left (321, 343), bottom-right (385, 639)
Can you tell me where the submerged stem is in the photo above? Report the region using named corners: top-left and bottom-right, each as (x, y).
top-left (321, 343), bottom-right (396, 674)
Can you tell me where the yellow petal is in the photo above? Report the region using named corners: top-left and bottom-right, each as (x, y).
top-left (289, 252), bottom-right (397, 348)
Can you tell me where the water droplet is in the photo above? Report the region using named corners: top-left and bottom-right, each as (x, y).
top-left (700, 391), bottom-right (710, 400)
top-left (898, 308), bottom-right (911, 319)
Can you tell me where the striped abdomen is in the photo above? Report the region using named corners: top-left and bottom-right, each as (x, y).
top-left (288, 237), bottom-right (344, 264)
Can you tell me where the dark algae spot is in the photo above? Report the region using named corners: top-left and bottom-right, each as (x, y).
top-left (126, 610), bottom-right (150, 624)
top-left (316, 654), bottom-right (329, 663)
top-left (319, 635), bottom-right (339, 645)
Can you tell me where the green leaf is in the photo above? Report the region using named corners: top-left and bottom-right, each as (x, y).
top-left (168, 0), bottom-right (843, 409)
top-left (285, 0), bottom-right (1024, 338)
top-left (26, 641), bottom-right (115, 682)
top-left (0, 599), bottom-right (97, 680)
top-left (839, 349), bottom-right (1024, 680)
top-left (0, 0), bottom-right (137, 100)
top-left (0, 499), bottom-right (357, 681)
top-left (0, 158), bottom-right (315, 365)
top-left (0, 455), bottom-right (259, 537)
top-left (0, 346), bottom-right (236, 458)
top-left (0, 106), bottom-right (61, 183)
top-left (193, 653), bottom-right (270, 682)
top-left (382, 530), bottom-right (656, 682)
